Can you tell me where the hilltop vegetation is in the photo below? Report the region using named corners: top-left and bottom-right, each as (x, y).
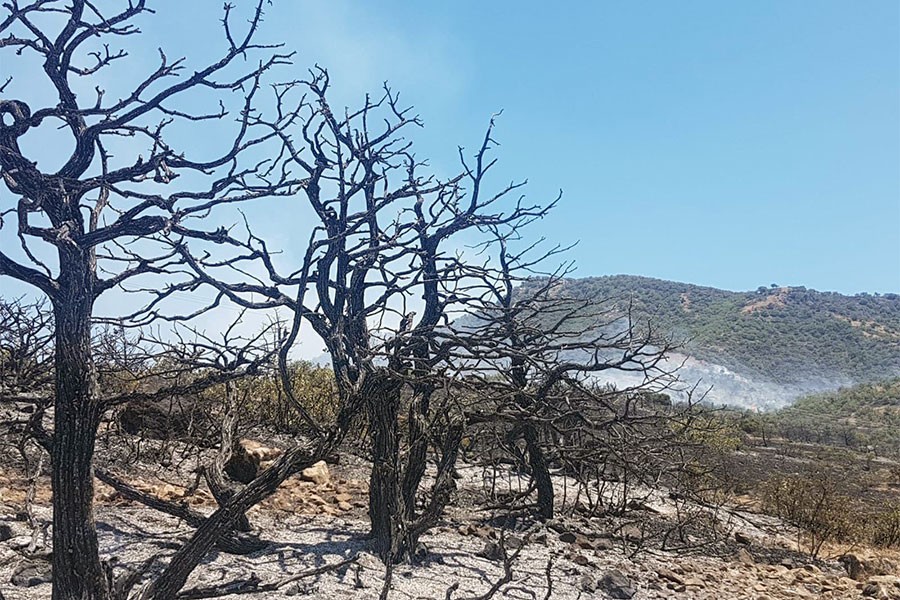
top-left (540, 275), bottom-right (900, 391)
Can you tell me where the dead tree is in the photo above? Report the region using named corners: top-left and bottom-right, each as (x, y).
top-left (450, 226), bottom-right (681, 520)
top-left (0, 2), bottom-right (306, 598)
top-left (0, 297), bottom-right (55, 443)
top-left (171, 70), bottom-right (551, 563)
top-left (0, 296), bottom-right (54, 530)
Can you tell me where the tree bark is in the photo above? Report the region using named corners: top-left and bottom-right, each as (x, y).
top-left (400, 387), bottom-right (432, 522)
top-left (522, 424), bottom-right (554, 520)
top-left (50, 254), bottom-right (109, 600)
top-left (204, 381), bottom-right (252, 532)
top-left (367, 379), bottom-right (405, 563)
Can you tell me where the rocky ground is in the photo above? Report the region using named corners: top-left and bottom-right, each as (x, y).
top-left (1, 459), bottom-right (899, 599)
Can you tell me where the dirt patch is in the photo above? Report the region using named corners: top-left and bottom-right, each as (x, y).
top-left (742, 288), bottom-right (791, 314)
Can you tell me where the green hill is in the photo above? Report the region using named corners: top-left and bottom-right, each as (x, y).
top-left (541, 275), bottom-right (900, 393)
top-left (767, 379), bottom-right (900, 453)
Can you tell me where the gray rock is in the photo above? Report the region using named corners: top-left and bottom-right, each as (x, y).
top-left (505, 535), bottom-right (524, 550)
top-left (862, 581), bottom-right (883, 598)
top-left (7, 535), bottom-right (32, 550)
top-left (599, 570), bottom-right (637, 599)
top-left (11, 562), bottom-right (51, 587)
top-left (618, 525), bottom-right (643, 544)
top-left (558, 531), bottom-right (577, 544)
top-left (477, 541), bottom-right (504, 562)
top-left (0, 524), bottom-right (13, 542)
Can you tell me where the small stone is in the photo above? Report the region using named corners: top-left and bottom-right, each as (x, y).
top-left (505, 535), bottom-right (524, 550)
top-left (477, 541), bottom-right (504, 562)
top-left (580, 573), bottom-right (596, 592)
top-left (599, 570), bottom-right (637, 599)
top-left (0, 524), bottom-right (13, 542)
top-left (558, 531), bottom-right (577, 544)
top-left (735, 531), bottom-right (752, 546)
top-left (572, 553), bottom-right (590, 566)
top-left (333, 492), bottom-right (352, 503)
top-left (657, 568), bottom-right (684, 586)
top-left (337, 501), bottom-right (352, 511)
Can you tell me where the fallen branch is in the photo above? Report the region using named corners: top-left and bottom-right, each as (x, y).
top-left (95, 469), bottom-right (266, 555)
top-left (445, 530), bottom-right (525, 600)
top-left (174, 554), bottom-right (359, 599)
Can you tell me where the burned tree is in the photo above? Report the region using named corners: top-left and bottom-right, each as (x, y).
top-left (451, 226), bottom-right (682, 520)
top-left (172, 71), bottom-right (550, 563)
top-left (0, 2), bottom-right (304, 598)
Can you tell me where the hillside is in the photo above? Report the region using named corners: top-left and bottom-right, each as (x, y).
top-left (533, 275), bottom-right (900, 408)
top-left (767, 378), bottom-right (900, 453)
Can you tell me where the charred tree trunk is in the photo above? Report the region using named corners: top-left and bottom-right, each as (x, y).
top-left (367, 378), bottom-right (405, 563)
top-left (400, 386), bottom-right (433, 521)
top-left (204, 381), bottom-right (252, 532)
top-left (522, 424), bottom-right (554, 520)
top-left (369, 378), bottom-right (461, 564)
top-left (50, 254), bottom-right (109, 600)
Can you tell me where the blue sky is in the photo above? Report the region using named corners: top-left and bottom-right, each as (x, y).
top-left (245, 0), bottom-right (898, 294)
top-left (2, 0), bottom-right (899, 297)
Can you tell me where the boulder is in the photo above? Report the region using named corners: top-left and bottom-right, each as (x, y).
top-left (225, 439), bottom-right (283, 484)
top-left (840, 554), bottom-right (898, 581)
top-left (299, 460), bottom-right (330, 485)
